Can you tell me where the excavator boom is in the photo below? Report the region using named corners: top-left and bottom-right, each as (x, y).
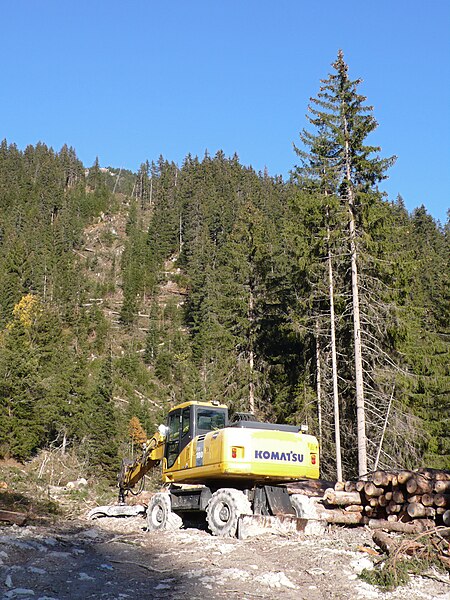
top-left (118, 429), bottom-right (166, 502)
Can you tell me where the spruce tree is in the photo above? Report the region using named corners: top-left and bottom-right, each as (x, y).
top-left (294, 50), bottom-right (396, 476)
top-left (84, 352), bottom-right (119, 477)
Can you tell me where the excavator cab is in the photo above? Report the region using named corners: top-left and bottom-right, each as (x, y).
top-left (118, 401), bottom-right (229, 501)
top-left (165, 402), bottom-right (228, 468)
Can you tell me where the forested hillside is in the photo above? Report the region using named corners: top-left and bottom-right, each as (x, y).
top-left (0, 54), bottom-right (448, 479)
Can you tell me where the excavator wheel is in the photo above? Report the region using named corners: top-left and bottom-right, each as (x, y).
top-left (206, 488), bottom-right (252, 537)
top-left (147, 493), bottom-right (183, 531)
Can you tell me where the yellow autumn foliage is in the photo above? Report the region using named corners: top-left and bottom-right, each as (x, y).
top-left (128, 416), bottom-right (148, 445)
top-left (9, 294), bottom-right (42, 330)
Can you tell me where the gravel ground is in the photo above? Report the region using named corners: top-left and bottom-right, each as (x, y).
top-left (0, 516), bottom-right (449, 600)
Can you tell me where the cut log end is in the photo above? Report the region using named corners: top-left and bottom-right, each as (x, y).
top-left (323, 489), bottom-right (362, 506)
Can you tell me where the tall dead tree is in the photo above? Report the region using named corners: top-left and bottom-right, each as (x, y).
top-left (326, 212), bottom-right (343, 481)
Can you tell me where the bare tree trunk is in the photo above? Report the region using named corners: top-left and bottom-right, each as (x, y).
top-left (179, 213), bottom-right (183, 253)
top-left (113, 168), bottom-right (121, 193)
top-left (373, 386), bottom-right (395, 470)
top-left (249, 348), bottom-right (255, 413)
top-left (43, 270), bottom-right (47, 303)
top-left (327, 216), bottom-right (343, 481)
top-left (343, 120), bottom-right (367, 477)
top-left (249, 289), bottom-right (255, 413)
top-left (349, 208), bottom-right (367, 476)
top-left (315, 320), bottom-right (323, 448)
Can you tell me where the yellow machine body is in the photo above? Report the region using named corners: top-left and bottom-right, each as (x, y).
top-left (119, 401), bottom-right (319, 497)
top-left (163, 426), bottom-right (319, 484)
top-left (159, 400), bottom-right (319, 485)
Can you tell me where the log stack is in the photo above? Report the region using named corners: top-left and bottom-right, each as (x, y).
top-left (322, 468), bottom-right (450, 532)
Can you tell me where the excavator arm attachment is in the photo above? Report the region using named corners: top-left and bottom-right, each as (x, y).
top-left (118, 427), bottom-right (166, 502)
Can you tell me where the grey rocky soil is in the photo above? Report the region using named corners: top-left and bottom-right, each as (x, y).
top-left (1, 516), bottom-right (449, 600)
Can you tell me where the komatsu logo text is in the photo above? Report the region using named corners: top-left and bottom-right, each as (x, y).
top-left (254, 450), bottom-right (304, 462)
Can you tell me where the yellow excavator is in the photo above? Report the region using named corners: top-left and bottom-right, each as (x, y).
top-left (115, 400), bottom-right (320, 537)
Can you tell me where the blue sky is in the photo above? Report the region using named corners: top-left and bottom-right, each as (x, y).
top-left (2, 1), bottom-right (449, 223)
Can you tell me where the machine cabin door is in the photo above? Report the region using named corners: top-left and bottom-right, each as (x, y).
top-left (180, 406), bottom-right (193, 454)
top-left (165, 409), bottom-right (181, 469)
top-left (165, 407), bottom-right (194, 469)
top-left (165, 405), bottom-right (228, 470)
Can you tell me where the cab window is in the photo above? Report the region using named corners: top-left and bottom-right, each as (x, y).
top-left (181, 407), bottom-right (190, 438)
top-left (166, 410), bottom-right (181, 468)
top-left (196, 408), bottom-right (226, 433)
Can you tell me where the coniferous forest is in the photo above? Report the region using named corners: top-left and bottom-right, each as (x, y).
top-left (0, 53), bottom-right (448, 480)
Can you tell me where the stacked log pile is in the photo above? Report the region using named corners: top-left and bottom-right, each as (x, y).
top-left (322, 468), bottom-right (450, 532)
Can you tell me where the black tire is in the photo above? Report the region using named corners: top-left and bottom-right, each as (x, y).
top-left (206, 488), bottom-right (252, 537)
top-left (147, 493), bottom-right (183, 531)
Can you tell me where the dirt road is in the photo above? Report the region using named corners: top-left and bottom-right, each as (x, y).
top-left (1, 516), bottom-right (449, 600)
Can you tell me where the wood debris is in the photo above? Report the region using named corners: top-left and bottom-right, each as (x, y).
top-left (0, 509), bottom-right (27, 526)
top-left (371, 526), bottom-right (450, 575)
